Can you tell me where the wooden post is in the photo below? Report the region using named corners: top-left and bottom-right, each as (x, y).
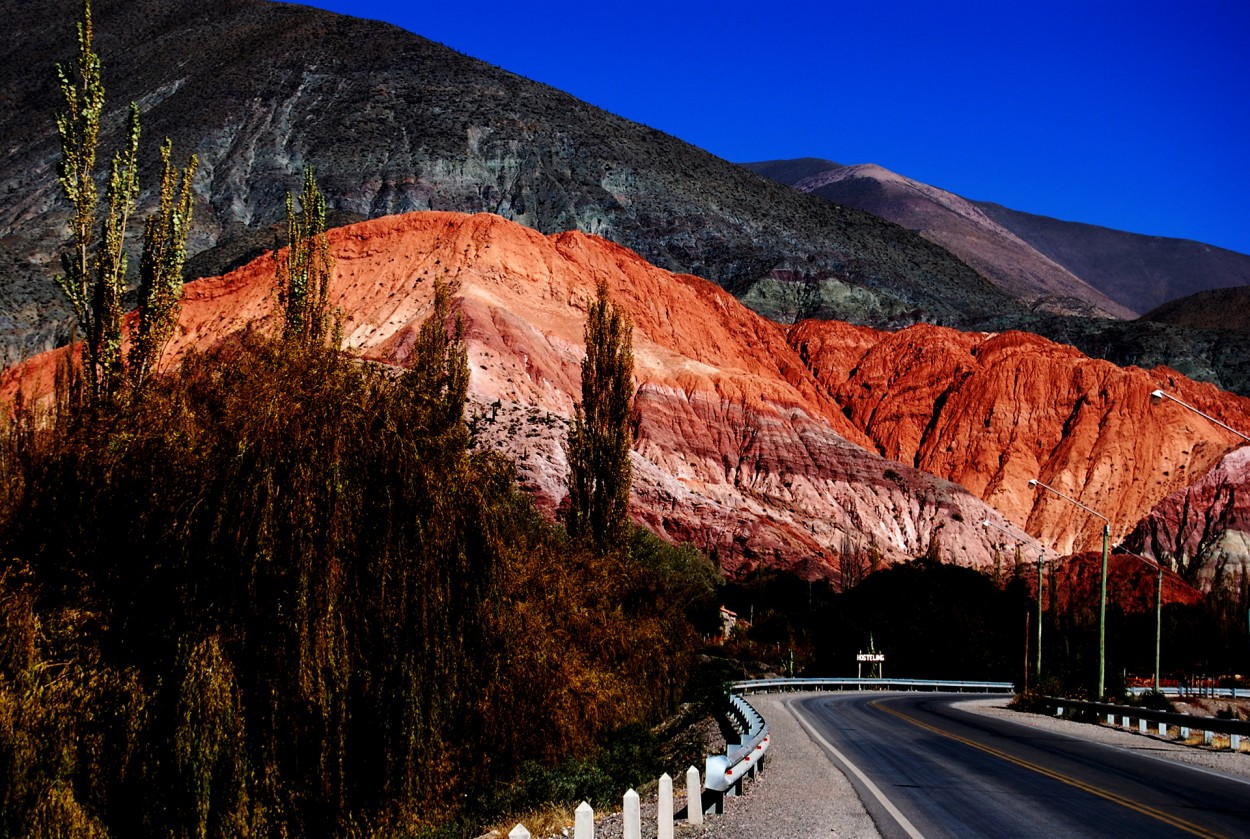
top-left (686, 766), bottom-right (703, 825)
top-left (575, 801), bottom-right (594, 839)
top-left (623, 789), bottom-right (641, 839)
top-left (658, 773), bottom-right (674, 839)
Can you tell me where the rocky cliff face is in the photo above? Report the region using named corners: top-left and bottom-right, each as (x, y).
top-left (5, 211), bottom-right (1035, 581)
top-left (1122, 448), bottom-right (1250, 592)
top-left (1043, 552), bottom-right (1203, 612)
top-left (8, 210), bottom-right (1248, 589)
top-left (790, 320), bottom-right (1250, 571)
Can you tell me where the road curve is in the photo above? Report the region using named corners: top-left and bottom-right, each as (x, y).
top-left (791, 692), bottom-right (1250, 839)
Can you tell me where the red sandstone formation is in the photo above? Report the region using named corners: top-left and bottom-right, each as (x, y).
top-left (6, 210), bottom-right (1249, 588)
top-left (1043, 551), bottom-right (1203, 613)
top-left (1122, 447), bottom-right (1250, 592)
top-left (790, 320), bottom-right (1250, 566)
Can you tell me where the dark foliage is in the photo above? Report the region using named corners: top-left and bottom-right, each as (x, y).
top-left (566, 281), bottom-right (634, 555)
top-left (0, 315), bottom-right (711, 835)
top-left (811, 560), bottom-right (1030, 681)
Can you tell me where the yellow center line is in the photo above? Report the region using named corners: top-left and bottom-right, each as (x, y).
top-left (869, 699), bottom-right (1229, 839)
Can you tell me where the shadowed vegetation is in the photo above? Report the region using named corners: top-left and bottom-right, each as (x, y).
top-left (0, 289), bottom-right (714, 836)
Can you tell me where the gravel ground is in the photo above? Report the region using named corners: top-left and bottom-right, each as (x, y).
top-left (955, 696), bottom-right (1250, 780)
top-left (542, 692), bottom-right (879, 839)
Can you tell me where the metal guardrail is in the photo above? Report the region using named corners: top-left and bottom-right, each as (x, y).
top-left (1040, 697), bottom-right (1250, 738)
top-left (1127, 686), bottom-right (1244, 700)
top-left (704, 693), bottom-right (769, 793)
top-left (733, 677), bottom-right (1015, 694)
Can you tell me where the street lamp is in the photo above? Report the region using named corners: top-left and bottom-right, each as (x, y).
top-left (1115, 549), bottom-right (1165, 693)
top-left (984, 519), bottom-right (1046, 684)
top-left (1149, 389), bottom-right (1250, 443)
top-left (1028, 478), bottom-right (1112, 699)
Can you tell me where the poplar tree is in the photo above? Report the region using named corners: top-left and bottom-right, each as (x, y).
top-left (53, 0), bottom-right (197, 403)
top-left (131, 140), bottom-right (198, 391)
top-left (275, 168), bottom-right (336, 346)
top-left (567, 280), bottom-right (635, 554)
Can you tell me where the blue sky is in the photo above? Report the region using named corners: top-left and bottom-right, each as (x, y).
top-left (300, 0), bottom-right (1250, 255)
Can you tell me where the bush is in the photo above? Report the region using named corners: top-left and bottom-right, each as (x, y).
top-left (1, 331), bottom-right (703, 836)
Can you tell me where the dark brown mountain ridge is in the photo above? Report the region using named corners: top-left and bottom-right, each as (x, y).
top-left (746, 158), bottom-right (1250, 397)
top-left (1142, 286), bottom-right (1250, 334)
top-left (0, 0), bottom-right (1020, 368)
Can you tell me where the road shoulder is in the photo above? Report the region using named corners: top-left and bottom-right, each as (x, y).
top-left (955, 696), bottom-right (1250, 782)
top-left (685, 692), bottom-right (882, 838)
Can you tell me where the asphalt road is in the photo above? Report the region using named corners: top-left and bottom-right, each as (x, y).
top-left (791, 693), bottom-right (1250, 839)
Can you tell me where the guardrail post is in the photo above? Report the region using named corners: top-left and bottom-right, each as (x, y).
top-left (1158, 722), bottom-right (1167, 736)
top-left (1232, 734), bottom-right (1242, 751)
top-left (686, 766), bottom-right (703, 825)
top-left (1181, 726), bottom-right (1190, 739)
top-left (1121, 715), bottom-right (1131, 727)
top-left (509, 826), bottom-right (531, 839)
top-left (1107, 713), bottom-right (1115, 725)
top-left (658, 773), bottom-right (673, 839)
top-left (1138, 719), bottom-right (1147, 734)
top-left (575, 801), bottom-right (593, 839)
top-left (1056, 706), bottom-right (1064, 716)
top-left (1204, 730), bottom-right (1214, 746)
top-left (623, 789), bottom-right (641, 839)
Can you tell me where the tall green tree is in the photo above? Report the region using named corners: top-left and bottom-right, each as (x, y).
top-left (566, 280), bottom-right (635, 554)
top-left (130, 140), bottom-right (198, 391)
top-left (53, 0), bottom-right (197, 404)
top-left (274, 168), bottom-right (336, 346)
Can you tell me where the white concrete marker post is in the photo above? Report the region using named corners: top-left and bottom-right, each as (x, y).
top-left (623, 789), bottom-right (641, 839)
top-left (658, 773), bottom-right (674, 839)
top-left (686, 765), bottom-right (703, 825)
top-left (509, 826), bottom-right (531, 839)
top-left (575, 801), bottom-right (594, 839)
top-left (1232, 734), bottom-right (1242, 751)
top-left (1158, 722), bottom-right (1167, 736)
top-left (1139, 719), bottom-right (1147, 734)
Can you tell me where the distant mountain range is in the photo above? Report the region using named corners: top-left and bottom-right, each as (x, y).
top-left (744, 158), bottom-right (1250, 318)
top-left (744, 158), bottom-right (1250, 396)
top-left (0, 0), bottom-right (1019, 368)
top-left (1, 0), bottom-right (1249, 402)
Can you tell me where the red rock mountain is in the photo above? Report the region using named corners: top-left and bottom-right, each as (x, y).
top-left (790, 321), bottom-right (1250, 559)
top-left (1122, 448), bottom-right (1250, 592)
top-left (7, 211), bottom-right (1248, 591)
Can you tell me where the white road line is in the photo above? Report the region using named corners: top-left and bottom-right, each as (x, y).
top-left (788, 698), bottom-right (926, 839)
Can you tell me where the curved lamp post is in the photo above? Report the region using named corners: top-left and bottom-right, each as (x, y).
top-left (1028, 478), bottom-right (1111, 699)
top-left (1150, 389), bottom-right (1250, 444)
top-left (984, 520), bottom-right (1046, 683)
top-left (1115, 549), bottom-right (1165, 693)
